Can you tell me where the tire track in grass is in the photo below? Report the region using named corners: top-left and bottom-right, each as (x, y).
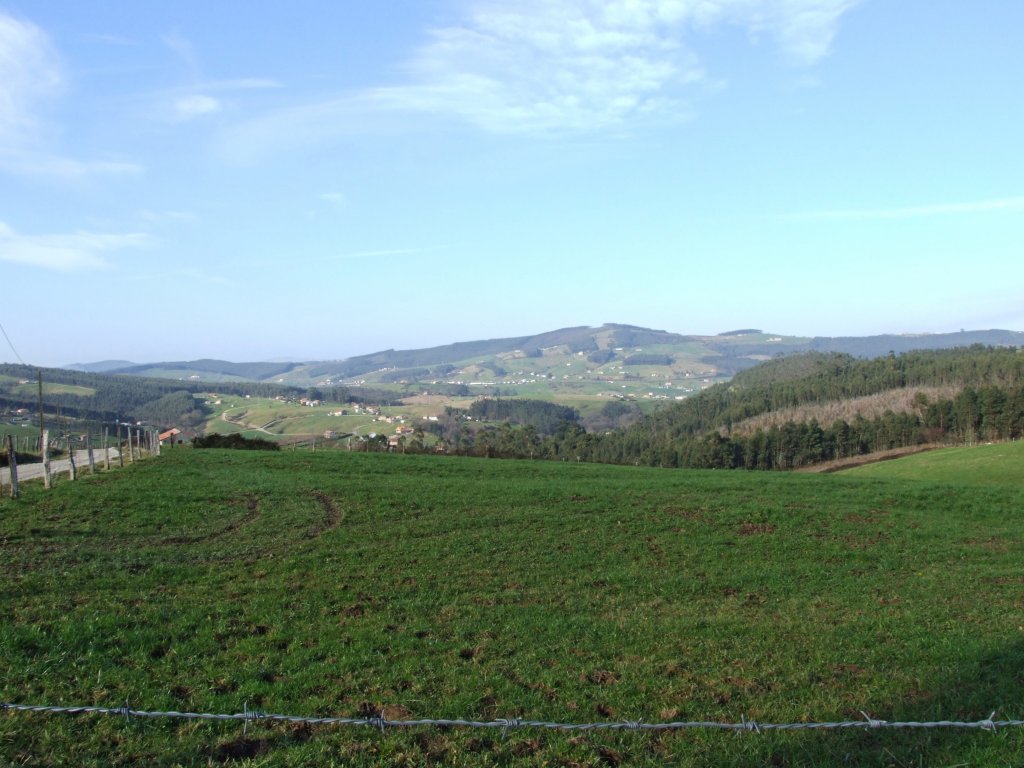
top-left (156, 493), bottom-right (261, 546)
top-left (304, 490), bottom-right (343, 539)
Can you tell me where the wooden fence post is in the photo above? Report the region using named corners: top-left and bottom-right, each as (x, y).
top-left (67, 437), bottom-right (77, 481)
top-left (42, 429), bottom-right (51, 489)
top-left (5, 434), bottom-right (18, 499)
top-left (117, 426), bottom-right (124, 468)
top-left (127, 428), bottom-right (134, 463)
top-left (86, 434), bottom-right (96, 474)
top-left (103, 428), bottom-right (110, 471)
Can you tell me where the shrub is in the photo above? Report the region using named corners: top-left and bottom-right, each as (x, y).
top-left (192, 433), bottom-right (280, 451)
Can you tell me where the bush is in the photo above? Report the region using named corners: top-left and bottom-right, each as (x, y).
top-left (192, 434), bottom-right (280, 451)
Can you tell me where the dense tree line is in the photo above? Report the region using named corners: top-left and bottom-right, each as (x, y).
top-left (626, 346), bottom-right (1024, 443)
top-left (427, 385), bottom-right (1024, 468)
top-left (587, 349), bottom-right (616, 364)
top-left (623, 354), bottom-right (673, 365)
top-left (463, 398), bottom-right (579, 435)
top-left (192, 434), bottom-right (280, 450)
top-left (130, 391), bottom-right (209, 429)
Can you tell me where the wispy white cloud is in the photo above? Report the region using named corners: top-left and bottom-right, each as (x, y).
top-left (162, 31), bottom-right (201, 80)
top-left (367, 0), bottom-right (705, 134)
top-left (156, 32), bottom-right (282, 123)
top-left (217, 0), bottom-right (859, 160)
top-left (741, 0), bottom-right (861, 65)
top-left (0, 150), bottom-right (143, 179)
top-left (0, 11), bottom-right (145, 179)
top-left (174, 94), bottom-right (222, 120)
top-left (793, 196), bottom-right (1024, 221)
top-left (138, 209), bottom-right (199, 224)
top-left (0, 11), bottom-right (61, 142)
top-left (0, 221), bottom-right (149, 270)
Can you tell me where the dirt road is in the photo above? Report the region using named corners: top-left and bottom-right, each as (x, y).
top-left (1, 448), bottom-right (122, 487)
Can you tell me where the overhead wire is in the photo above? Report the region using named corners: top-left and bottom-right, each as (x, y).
top-left (0, 319), bottom-right (26, 364)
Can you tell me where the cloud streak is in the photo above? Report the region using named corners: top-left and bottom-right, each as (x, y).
top-left (0, 222), bottom-right (149, 271)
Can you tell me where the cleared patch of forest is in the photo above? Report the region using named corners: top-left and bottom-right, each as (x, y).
top-left (727, 385), bottom-right (959, 437)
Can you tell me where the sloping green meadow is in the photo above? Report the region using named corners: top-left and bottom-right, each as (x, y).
top-left (844, 439), bottom-right (1024, 486)
top-left (2, 450), bottom-right (1024, 766)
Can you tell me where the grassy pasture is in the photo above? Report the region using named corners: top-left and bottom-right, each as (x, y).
top-left (843, 440), bottom-right (1024, 486)
top-left (0, 422), bottom-right (40, 442)
top-left (208, 401), bottom-right (410, 441)
top-left (2, 451), bottom-right (1024, 766)
top-left (0, 378), bottom-right (96, 398)
top-left (126, 368), bottom-right (256, 383)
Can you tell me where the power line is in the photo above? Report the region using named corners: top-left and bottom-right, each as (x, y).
top-left (0, 319), bottom-right (26, 364)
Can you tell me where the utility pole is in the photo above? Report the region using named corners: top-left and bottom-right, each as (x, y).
top-left (37, 370), bottom-right (44, 452)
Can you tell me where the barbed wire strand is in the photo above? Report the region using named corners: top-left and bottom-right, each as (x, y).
top-left (2, 702), bottom-right (1021, 734)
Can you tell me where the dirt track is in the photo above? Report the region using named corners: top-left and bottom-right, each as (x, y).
top-left (796, 444), bottom-right (945, 473)
top-left (1, 448), bottom-right (122, 487)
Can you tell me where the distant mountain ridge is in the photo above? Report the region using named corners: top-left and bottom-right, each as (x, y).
top-left (78, 325), bottom-right (1024, 385)
top-left (65, 360), bottom-right (137, 373)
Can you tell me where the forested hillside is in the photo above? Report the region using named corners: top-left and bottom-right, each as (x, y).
top-left (586, 347), bottom-right (1024, 468)
top-left (430, 346), bottom-right (1024, 469)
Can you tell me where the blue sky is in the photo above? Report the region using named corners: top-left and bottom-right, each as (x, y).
top-left (1, 1), bottom-right (1022, 367)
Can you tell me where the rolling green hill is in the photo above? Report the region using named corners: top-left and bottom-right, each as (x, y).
top-left (0, 363), bottom-right (303, 434)
top-left (2, 450), bottom-right (1024, 765)
top-left (91, 326), bottom-right (1024, 397)
top-left (842, 440), bottom-right (1024, 485)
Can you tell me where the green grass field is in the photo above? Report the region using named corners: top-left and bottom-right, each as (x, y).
top-left (0, 373), bottom-right (96, 399)
top-left (2, 450), bottom-right (1024, 766)
top-left (843, 440), bottom-right (1024, 486)
top-left (208, 405), bottom-right (417, 444)
top-left (0, 423), bottom-right (40, 442)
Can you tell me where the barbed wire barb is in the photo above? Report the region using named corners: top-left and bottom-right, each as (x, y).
top-left (860, 711), bottom-right (885, 728)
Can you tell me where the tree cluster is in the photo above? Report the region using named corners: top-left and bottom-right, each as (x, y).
top-left (463, 398), bottom-right (579, 435)
top-left (192, 433), bottom-right (280, 450)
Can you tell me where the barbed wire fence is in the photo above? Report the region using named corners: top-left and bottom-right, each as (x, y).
top-left (3, 701), bottom-right (1022, 737)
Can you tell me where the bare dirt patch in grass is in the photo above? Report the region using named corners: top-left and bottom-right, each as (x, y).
top-left (800, 444), bottom-right (945, 473)
top-left (738, 522), bottom-right (776, 535)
